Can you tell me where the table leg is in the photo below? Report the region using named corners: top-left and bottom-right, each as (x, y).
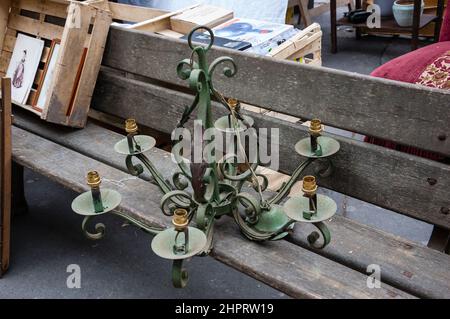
top-left (331, 0), bottom-right (337, 53)
top-left (355, 0), bottom-right (362, 39)
top-left (299, 0), bottom-right (313, 27)
top-left (434, 0), bottom-right (445, 42)
top-left (12, 162), bottom-right (28, 216)
top-left (411, 0), bottom-right (421, 50)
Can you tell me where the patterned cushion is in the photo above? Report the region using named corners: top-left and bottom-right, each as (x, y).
top-left (416, 50), bottom-right (450, 89)
top-left (371, 42), bottom-right (450, 84)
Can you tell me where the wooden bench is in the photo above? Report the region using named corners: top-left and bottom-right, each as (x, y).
top-left (7, 24), bottom-right (450, 298)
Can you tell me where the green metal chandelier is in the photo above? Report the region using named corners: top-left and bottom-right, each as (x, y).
top-left (72, 26), bottom-right (341, 288)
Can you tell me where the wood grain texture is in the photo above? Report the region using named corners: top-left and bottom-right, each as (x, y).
top-left (1, 78), bottom-right (12, 276)
top-left (11, 125), bottom-right (414, 298)
top-left (90, 72), bottom-right (450, 229)
top-left (7, 13), bottom-right (64, 40)
top-left (43, 2), bottom-right (93, 123)
top-left (12, 0), bottom-right (68, 19)
top-left (0, 1), bottom-right (11, 52)
top-left (289, 219), bottom-right (450, 298)
top-left (12, 110), bottom-right (450, 298)
top-left (109, 2), bottom-right (168, 23)
top-left (69, 8), bottom-right (112, 127)
top-left (102, 26), bottom-right (450, 156)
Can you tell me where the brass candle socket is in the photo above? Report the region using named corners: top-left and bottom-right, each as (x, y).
top-left (302, 175), bottom-right (318, 220)
top-left (309, 119), bottom-right (323, 155)
top-left (125, 119), bottom-right (141, 153)
top-left (87, 171), bottom-right (104, 213)
top-left (309, 119), bottom-right (323, 135)
top-left (87, 170), bottom-right (101, 187)
top-left (125, 118), bottom-right (139, 134)
top-left (172, 208), bottom-right (189, 231)
top-left (172, 208), bottom-right (189, 255)
top-left (227, 98), bottom-right (240, 112)
top-left (302, 175), bottom-right (318, 195)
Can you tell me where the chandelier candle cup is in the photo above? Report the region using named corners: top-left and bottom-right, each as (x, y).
top-left (302, 175), bottom-right (318, 220)
top-left (87, 171), bottom-right (104, 213)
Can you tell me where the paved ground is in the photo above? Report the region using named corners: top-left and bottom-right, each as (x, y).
top-left (0, 7), bottom-right (435, 298)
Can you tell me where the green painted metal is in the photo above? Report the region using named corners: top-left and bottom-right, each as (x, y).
top-left (295, 136), bottom-right (340, 158)
top-left (71, 26), bottom-right (343, 288)
top-left (253, 204), bottom-right (292, 234)
top-left (214, 115), bottom-right (254, 133)
top-left (114, 135), bottom-right (156, 155)
top-left (72, 189), bottom-right (121, 216)
top-left (284, 194), bottom-right (337, 223)
top-left (307, 221), bottom-right (332, 249)
top-left (151, 227), bottom-right (207, 260)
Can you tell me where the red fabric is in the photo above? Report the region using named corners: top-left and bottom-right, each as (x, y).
top-left (367, 12), bottom-right (450, 161)
top-left (440, 3), bottom-right (450, 42)
top-left (370, 42), bottom-right (450, 83)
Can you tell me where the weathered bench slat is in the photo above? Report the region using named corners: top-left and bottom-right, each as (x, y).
top-left (12, 125), bottom-right (414, 299)
top-left (12, 110), bottom-right (450, 298)
top-left (91, 72), bottom-right (450, 229)
top-left (290, 222), bottom-right (450, 299)
top-left (102, 26), bottom-right (450, 156)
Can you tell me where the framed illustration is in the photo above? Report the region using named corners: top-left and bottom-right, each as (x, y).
top-left (33, 39), bottom-right (61, 111)
top-left (6, 34), bottom-right (44, 105)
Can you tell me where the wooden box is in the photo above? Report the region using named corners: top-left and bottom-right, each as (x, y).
top-left (170, 5), bottom-right (233, 35)
top-left (0, 0), bottom-right (112, 128)
top-left (267, 22), bottom-right (322, 66)
top-left (129, 7), bottom-right (322, 66)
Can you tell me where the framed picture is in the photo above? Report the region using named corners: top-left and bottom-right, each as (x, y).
top-left (6, 34), bottom-right (44, 105)
top-left (33, 39), bottom-right (61, 111)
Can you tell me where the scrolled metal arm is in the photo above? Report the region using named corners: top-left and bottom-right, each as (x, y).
top-left (112, 211), bottom-right (164, 236)
top-left (208, 56), bottom-right (237, 80)
top-left (82, 216), bottom-right (106, 240)
top-left (307, 221), bottom-right (331, 249)
top-left (172, 259), bottom-right (189, 288)
top-left (269, 158), bottom-right (314, 205)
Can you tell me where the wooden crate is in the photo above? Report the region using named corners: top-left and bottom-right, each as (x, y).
top-left (267, 22), bottom-right (322, 66)
top-left (0, 0), bottom-right (112, 128)
top-left (129, 8), bottom-right (322, 66)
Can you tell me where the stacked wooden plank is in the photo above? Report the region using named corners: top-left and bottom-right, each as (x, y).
top-left (0, 77), bottom-right (11, 277)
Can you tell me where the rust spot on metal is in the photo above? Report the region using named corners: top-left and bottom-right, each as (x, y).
top-left (402, 270), bottom-right (414, 279)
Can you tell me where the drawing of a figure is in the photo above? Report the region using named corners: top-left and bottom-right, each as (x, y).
top-left (13, 50), bottom-right (26, 88)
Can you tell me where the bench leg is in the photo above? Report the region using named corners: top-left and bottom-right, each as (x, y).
top-left (11, 162), bottom-right (28, 216)
top-left (428, 226), bottom-right (450, 254)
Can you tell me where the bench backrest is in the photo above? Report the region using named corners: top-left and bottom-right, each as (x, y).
top-left (93, 26), bottom-right (450, 230)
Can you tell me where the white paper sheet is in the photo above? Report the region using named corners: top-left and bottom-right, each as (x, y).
top-left (117, 0), bottom-right (289, 24)
top-left (6, 34), bottom-right (44, 105)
